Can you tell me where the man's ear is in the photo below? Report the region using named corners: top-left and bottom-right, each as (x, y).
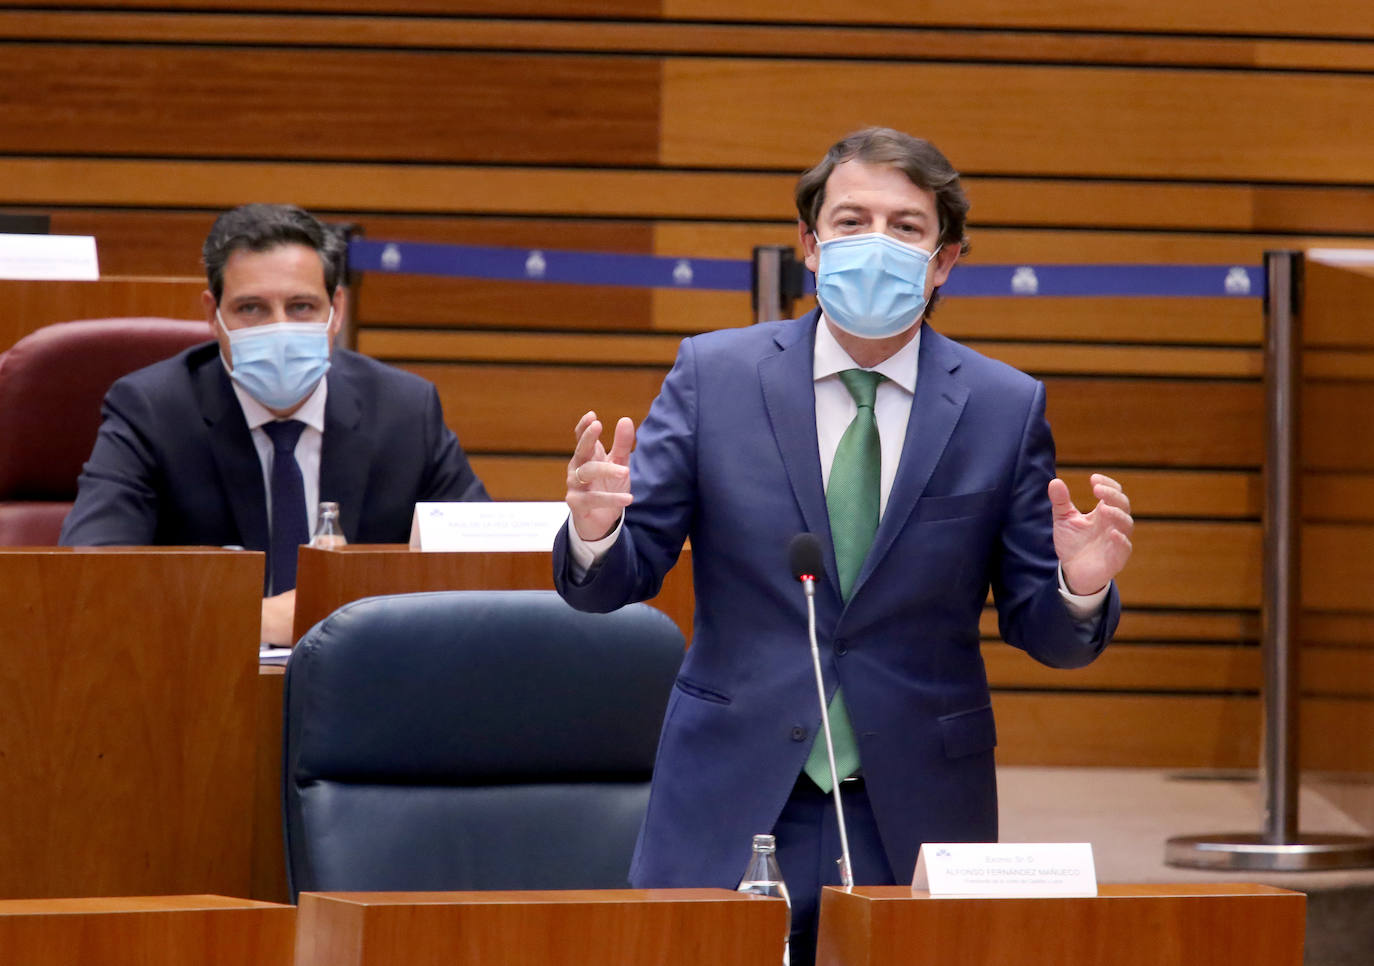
top-left (799, 220), bottom-right (820, 273)
top-left (329, 286), bottom-right (348, 344)
top-left (200, 289), bottom-right (218, 331)
top-left (929, 244), bottom-right (960, 287)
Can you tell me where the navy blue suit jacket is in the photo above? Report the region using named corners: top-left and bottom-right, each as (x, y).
top-left (61, 342), bottom-right (487, 580)
top-left (554, 312), bottom-right (1119, 887)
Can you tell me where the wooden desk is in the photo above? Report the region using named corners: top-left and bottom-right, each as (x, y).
top-left (817, 883), bottom-right (1305, 966)
top-left (0, 894), bottom-right (294, 965)
top-left (295, 888), bottom-right (786, 966)
top-left (0, 548), bottom-right (262, 900)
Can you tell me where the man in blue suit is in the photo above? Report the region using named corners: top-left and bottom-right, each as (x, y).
top-left (62, 204), bottom-right (487, 643)
top-left (553, 128), bottom-right (1132, 966)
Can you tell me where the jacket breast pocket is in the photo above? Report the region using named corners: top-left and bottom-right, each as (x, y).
top-left (938, 704), bottom-right (998, 759)
top-left (673, 675), bottom-right (732, 705)
top-left (913, 488), bottom-right (998, 524)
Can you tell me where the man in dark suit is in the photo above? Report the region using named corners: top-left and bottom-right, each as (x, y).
top-left (553, 128), bottom-right (1132, 966)
top-left (62, 204), bottom-right (487, 643)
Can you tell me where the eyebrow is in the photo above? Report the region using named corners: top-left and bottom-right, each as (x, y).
top-left (828, 203), bottom-right (933, 222)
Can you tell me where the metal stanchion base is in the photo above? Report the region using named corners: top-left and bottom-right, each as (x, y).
top-left (1166, 833), bottom-right (1374, 872)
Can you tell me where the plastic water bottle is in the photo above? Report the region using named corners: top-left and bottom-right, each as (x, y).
top-left (312, 501), bottom-right (346, 548)
top-left (738, 833), bottom-right (791, 966)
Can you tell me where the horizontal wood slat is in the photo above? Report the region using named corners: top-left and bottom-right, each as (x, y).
top-left (661, 60), bottom-right (1374, 183)
top-left (0, 46), bottom-right (660, 164)
top-left (991, 692), bottom-right (1260, 768)
top-left (662, 0), bottom-right (1374, 41)
top-left (985, 643), bottom-right (1373, 699)
top-left (8, 0), bottom-right (1370, 41)
top-left (414, 362), bottom-right (1266, 468)
top-left (6, 51), bottom-right (1373, 183)
top-left (468, 456), bottom-right (1261, 521)
top-left (2, 12), bottom-right (1372, 72)
top-left (995, 692), bottom-right (1374, 769)
top-left (362, 329), bottom-right (1263, 378)
top-left (8, 164), bottom-right (1370, 236)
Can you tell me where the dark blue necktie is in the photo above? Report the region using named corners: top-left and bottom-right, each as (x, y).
top-left (263, 420), bottom-right (308, 595)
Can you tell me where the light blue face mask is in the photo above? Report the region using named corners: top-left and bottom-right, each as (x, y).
top-left (217, 308), bottom-right (333, 411)
top-left (814, 233), bottom-right (941, 340)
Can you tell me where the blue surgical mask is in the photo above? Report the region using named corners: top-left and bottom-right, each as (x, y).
top-left (814, 233), bottom-right (940, 340)
top-left (217, 308), bottom-right (333, 411)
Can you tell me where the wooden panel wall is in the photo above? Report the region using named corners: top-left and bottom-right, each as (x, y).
top-left (2, 3), bottom-right (1373, 772)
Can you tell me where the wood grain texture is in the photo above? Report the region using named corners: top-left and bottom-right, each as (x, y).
top-left (666, 0), bottom-right (1373, 38)
top-left (817, 884), bottom-right (1305, 966)
top-left (413, 360), bottom-right (1266, 468)
top-left (9, 0), bottom-right (1365, 38)
top-left (661, 59), bottom-right (1374, 183)
top-left (295, 889), bottom-right (788, 966)
top-left (3, 12), bottom-right (1373, 72)
top-left (253, 668), bottom-right (289, 904)
top-left (0, 549), bottom-right (263, 899)
top-left (11, 167), bottom-right (1372, 236)
top-left (359, 328), bottom-right (1262, 377)
top-left (0, 279), bottom-right (205, 353)
top-left (0, 46), bottom-right (659, 164)
top-left (0, 896), bottom-right (295, 966)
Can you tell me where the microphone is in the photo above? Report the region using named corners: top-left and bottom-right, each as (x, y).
top-left (788, 532), bottom-right (823, 584)
top-left (786, 533), bottom-right (854, 887)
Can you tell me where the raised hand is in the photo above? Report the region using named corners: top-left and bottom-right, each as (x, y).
top-left (566, 410), bottom-right (636, 541)
top-left (1048, 473), bottom-right (1134, 595)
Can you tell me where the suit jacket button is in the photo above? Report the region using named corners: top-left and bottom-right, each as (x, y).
top-left (790, 725), bottom-right (807, 741)
top-left (835, 638), bottom-right (848, 655)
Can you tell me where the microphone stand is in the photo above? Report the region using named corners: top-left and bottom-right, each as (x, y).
top-left (799, 572), bottom-right (854, 887)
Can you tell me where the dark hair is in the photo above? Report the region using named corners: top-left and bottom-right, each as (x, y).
top-left (202, 203), bottom-right (345, 301)
top-left (795, 127), bottom-right (971, 258)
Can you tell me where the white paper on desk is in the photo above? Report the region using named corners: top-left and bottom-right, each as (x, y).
top-left (912, 842), bottom-right (1097, 896)
top-left (409, 501), bottom-right (568, 551)
top-left (0, 233), bottom-right (99, 280)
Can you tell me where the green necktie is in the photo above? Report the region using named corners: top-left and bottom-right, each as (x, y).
top-left (804, 368), bottom-right (882, 792)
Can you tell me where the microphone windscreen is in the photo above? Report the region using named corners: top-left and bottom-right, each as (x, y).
top-left (788, 533), bottom-right (824, 582)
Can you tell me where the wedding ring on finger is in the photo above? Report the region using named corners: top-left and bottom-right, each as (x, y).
top-left (574, 465), bottom-right (590, 487)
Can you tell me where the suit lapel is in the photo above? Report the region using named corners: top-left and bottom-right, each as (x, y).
top-left (758, 311), bottom-right (838, 581)
top-left (196, 359), bottom-right (270, 552)
top-left (853, 326), bottom-right (968, 596)
top-left (319, 358), bottom-right (369, 539)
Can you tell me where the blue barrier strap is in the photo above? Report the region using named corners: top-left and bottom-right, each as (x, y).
top-left (350, 239), bottom-right (1265, 299)
top-left (350, 238), bottom-right (751, 292)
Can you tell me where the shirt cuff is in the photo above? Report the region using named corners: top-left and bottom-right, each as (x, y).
top-left (566, 512), bottom-right (624, 580)
top-left (1058, 565), bottom-right (1110, 620)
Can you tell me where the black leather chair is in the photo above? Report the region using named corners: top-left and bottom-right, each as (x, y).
top-left (282, 589), bottom-right (684, 899)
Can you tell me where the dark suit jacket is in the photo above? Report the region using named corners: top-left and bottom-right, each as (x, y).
top-left (554, 311), bottom-right (1119, 888)
top-left (61, 343), bottom-right (488, 584)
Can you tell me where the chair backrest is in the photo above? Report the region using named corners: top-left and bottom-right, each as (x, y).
top-left (282, 590), bottom-right (685, 900)
top-left (0, 317), bottom-right (210, 544)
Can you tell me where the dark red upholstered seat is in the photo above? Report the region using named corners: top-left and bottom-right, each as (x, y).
top-left (0, 318), bottom-right (211, 545)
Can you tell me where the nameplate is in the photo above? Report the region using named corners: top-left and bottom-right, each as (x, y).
top-left (409, 501), bottom-right (568, 551)
top-left (912, 843), bottom-right (1097, 896)
top-left (0, 233), bottom-right (99, 280)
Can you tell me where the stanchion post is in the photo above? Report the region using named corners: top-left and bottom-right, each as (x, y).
top-left (1164, 250), bottom-right (1374, 871)
top-left (752, 246), bottom-right (805, 324)
top-left (1262, 248), bottom-right (1301, 845)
